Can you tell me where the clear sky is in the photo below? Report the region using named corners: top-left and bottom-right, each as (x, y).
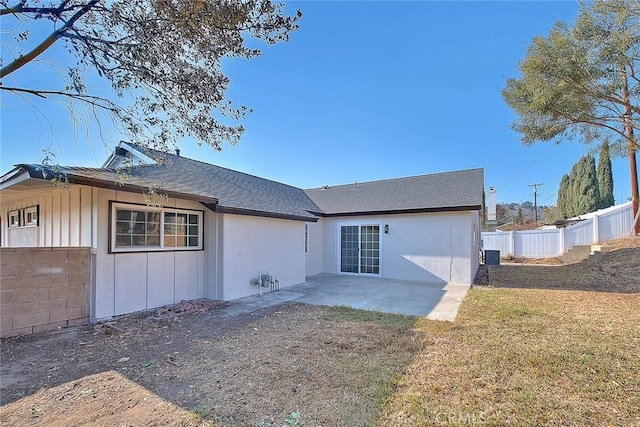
top-left (0, 1), bottom-right (633, 206)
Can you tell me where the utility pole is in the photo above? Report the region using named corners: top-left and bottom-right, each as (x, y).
top-left (528, 183), bottom-right (543, 225)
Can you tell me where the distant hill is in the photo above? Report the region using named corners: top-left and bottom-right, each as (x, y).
top-left (496, 202), bottom-right (551, 225)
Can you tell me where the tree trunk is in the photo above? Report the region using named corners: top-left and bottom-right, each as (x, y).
top-left (628, 147), bottom-right (639, 235)
top-left (621, 67), bottom-right (640, 235)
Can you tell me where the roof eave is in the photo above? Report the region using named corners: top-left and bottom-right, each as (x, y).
top-left (211, 205), bottom-right (319, 222)
top-left (0, 167), bottom-right (31, 190)
top-left (316, 205), bottom-right (482, 217)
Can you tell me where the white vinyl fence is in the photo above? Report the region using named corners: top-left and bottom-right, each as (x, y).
top-left (482, 202), bottom-right (634, 258)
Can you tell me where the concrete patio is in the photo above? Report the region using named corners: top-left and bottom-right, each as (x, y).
top-left (225, 273), bottom-right (470, 321)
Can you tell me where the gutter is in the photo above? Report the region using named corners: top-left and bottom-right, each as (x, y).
top-left (314, 205), bottom-right (483, 218)
top-left (205, 204), bottom-right (319, 223)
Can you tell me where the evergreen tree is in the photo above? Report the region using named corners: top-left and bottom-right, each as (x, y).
top-left (557, 174), bottom-right (570, 219)
top-left (516, 207), bottom-right (524, 224)
top-left (597, 141), bottom-right (615, 209)
top-left (542, 206), bottom-right (558, 223)
top-left (566, 166), bottom-right (578, 218)
top-left (573, 155), bottom-right (601, 216)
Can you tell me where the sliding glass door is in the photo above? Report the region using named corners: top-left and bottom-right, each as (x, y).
top-left (340, 224), bottom-right (380, 275)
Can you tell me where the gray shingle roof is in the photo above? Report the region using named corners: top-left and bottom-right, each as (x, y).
top-left (304, 168), bottom-right (484, 215)
top-left (127, 145), bottom-right (321, 220)
top-left (11, 144), bottom-right (484, 220)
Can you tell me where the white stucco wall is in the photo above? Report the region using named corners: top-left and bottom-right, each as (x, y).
top-left (304, 220), bottom-right (324, 277)
top-left (220, 214), bottom-right (306, 300)
top-left (93, 189), bottom-right (211, 319)
top-left (321, 211), bottom-right (479, 284)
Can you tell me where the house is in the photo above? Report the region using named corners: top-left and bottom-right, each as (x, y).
top-left (0, 142), bottom-right (484, 321)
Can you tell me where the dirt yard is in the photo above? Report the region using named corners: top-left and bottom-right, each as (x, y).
top-left (0, 303), bottom-right (420, 426)
top-left (2, 237), bottom-right (639, 426)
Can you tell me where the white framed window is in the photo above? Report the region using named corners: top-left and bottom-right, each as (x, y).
top-left (110, 202), bottom-right (203, 253)
top-left (8, 210), bottom-right (20, 228)
top-left (304, 223), bottom-right (309, 254)
top-left (24, 206), bottom-right (39, 226)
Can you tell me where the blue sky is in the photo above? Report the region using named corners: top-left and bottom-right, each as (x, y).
top-left (0, 1), bottom-right (633, 205)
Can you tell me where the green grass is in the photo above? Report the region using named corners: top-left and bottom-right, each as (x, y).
top-left (319, 306), bottom-right (420, 426)
top-left (327, 305), bottom-right (417, 328)
top-left (379, 288), bottom-right (640, 426)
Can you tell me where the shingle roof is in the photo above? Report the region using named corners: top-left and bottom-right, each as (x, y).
top-left (304, 168), bottom-right (484, 215)
top-left (16, 144), bottom-right (321, 221)
top-left (15, 163), bottom-right (217, 203)
top-left (127, 145), bottom-right (321, 220)
top-left (10, 143), bottom-right (484, 220)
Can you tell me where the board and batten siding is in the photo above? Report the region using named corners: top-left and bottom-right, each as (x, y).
top-left (93, 188), bottom-right (212, 319)
top-left (1, 185), bottom-right (95, 248)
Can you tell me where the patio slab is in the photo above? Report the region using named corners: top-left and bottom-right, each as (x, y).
top-left (229, 273), bottom-right (470, 321)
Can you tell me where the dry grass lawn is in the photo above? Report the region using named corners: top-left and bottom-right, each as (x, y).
top-left (1, 304), bottom-right (421, 427)
top-left (3, 234), bottom-right (639, 427)
top-left (380, 288), bottom-right (640, 426)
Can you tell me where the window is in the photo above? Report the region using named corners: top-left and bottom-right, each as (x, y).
top-left (111, 202), bottom-right (202, 252)
top-left (8, 210), bottom-right (20, 228)
top-left (7, 206), bottom-right (39, 228)
top-left (304, 223), bottom-right (309, 254)
top-left (24, 206), bottom-right (39, 226)
top-left (164, 211), bottom-right (200, 247)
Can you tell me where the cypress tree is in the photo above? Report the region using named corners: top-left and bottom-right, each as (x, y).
top-left (566, 163), bottom-right (579, 218)
top-left (516, 206), bottom-right (524, 224)
top-left (557, 174), bottom-right (570, 219)
top-left (597, 141), bottom-right (615, 209)
top-left (573, 155), bottom-right (600, 216)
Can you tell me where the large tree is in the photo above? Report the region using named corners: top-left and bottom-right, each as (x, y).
top-left (502, 0), bottom-right (639, 234)
top-left (597, 141), bottom-right (615, 208)
top-left (557, 174), bottom-right (570, 219)
top-left (566, 171), bottom-right (577, 218)
top-left (573, 155), bottom-right (601, 216)
top-left (496, 204), bottom-right (509, 225)
top-left (0, 0), bottom-right (302, 151)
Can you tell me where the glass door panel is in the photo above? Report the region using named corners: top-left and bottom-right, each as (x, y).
top-left (360, 225), bottom-right (380, 274)
top-left (340, 226), bottom-right (359, 273)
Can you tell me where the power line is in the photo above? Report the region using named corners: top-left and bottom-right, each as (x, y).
top-left (485, 146), bottom-right (526, 171)
top-left (495, 145), bottom-right (556, 192)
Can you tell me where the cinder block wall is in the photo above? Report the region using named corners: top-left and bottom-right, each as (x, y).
top-left (1, 248), bottom-right (91, 338)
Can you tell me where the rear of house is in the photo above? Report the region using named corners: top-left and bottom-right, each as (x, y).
top-left (1, 142), bottom-right (483, 335)
top-left (304, 170), bottom-right (483, 285)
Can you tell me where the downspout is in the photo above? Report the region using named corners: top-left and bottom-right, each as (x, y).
top-left (89, 186), bottom-right (97, 323)
top-left (215, 212), bottom-right (219, 300)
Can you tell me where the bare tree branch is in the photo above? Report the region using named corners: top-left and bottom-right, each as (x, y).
top-left (1, 0), bottom-right (99, 78)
